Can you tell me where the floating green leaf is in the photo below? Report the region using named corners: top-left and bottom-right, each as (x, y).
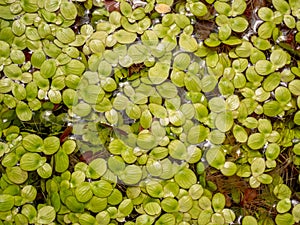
top-left (275, 86), bottom-right (291, 104)
top-left (294, 111), bottom-right (300, 125)
top-left (251, 36), bottom-right (272, 50)
top-left (187, 125), bottom-right (209, 144)
top-left (72, 102), bottom-right (92, 117)
top-left (258, 119), bottom-right (272, 134)
top-left (215, 111), bottom-right (234, 132)
top-left (44, 0), bottom-right (61, 12)
top-left (43, 136), bottom-right (60, 155)
top-left (79, 213), bottom-right (97, 225)
top-left (144, 202), bottom-right (161, 216)
top-left (255, 60), bottom-right (275, 75)
top-left (289, 80), bottom-right (300, 95)
top-left (272, 0), bottom-right (290, 14)
top-left (230, 17), bottom-right (249, 33)
top-left (86, 196), bottom-right (107, 213)
top-left (276, 198), bottom-right (292, 213)
top-left (20, 152), bottom-right (46, 171)
top-left (0, 40), bottom-right (10, 58)
top-left (113, 30), bottom-right (137, 44)
top-left (60, 1), bottom-right (77, 20)
top-left (292, 204), bottom-right (300, 223)
top-left (16, 101), bottom-right (32, 121)
top-left (37, 206), bottom-right (56, 224)
top-left (209, 97), bottom-right (226, 113)
top-left (284, 15), bottom-right (296, 28)
top-left (168, 140), bottom-right (187, 160)
top-left (40, 59), bottom-right (57, 78)
top-left (212, 193), bottom-right (226, 212)
top-left (266, 143), bottom-right (281, 160)
top-left (214, 1), bottom-right (231, 16)
top-left (275, 213), bottom-right (294, 225)
top-left (189, 2), bottom-right (208, 17)
top-left (137, 132), bottom-right (157, 150)
top-left (174, 168), bottom-right (197, 189)
top-left (120, 165), bottom-right (142, 185)
top-left (201, 75), bottom-right (218, 92)
top-left (208, 130), bottom-right (226, 145)
top-left (75, 182), bottom-right (93, 203)
top-left (273, 184), bottom-right (292, 199)
top-left (179, 33), bottom-right (198, 52)
top-left (91, 180), bottom-right (113, 198)
top-left (169, 110), bottom-right (186, 126)
top-left (54, 149), bottom-right (69, 173)
top-left (251, 157), bottom-right (266, 177)
top-left (23, 134), bottom-right (44, 152)
top-left (231, 0), bottom-right (247, 16)
top-left (270, 49), bottom-right (289, 69)
top-left (155, 213), bottom-right (175, 225)
top-left (262, 72), bottom-right (280, 91)
top-left (56, 28), bottom-right (76, 44)
top-left (146, 180), bottom-right (164, 198)
top-left (0, 194), bottom-right (14, 212)
top-left (65, 196), bottom-right (85, 213)
top-left (248, 132), bottom-right (266, 150)
top-left (21, 185), bottom-right (37, 202)
top-left (148, 62), bottom-right (170, 84)
top-left (0, 78), bottom-right (12, 94)
top-left (4, 64), bottom-right (22, 79)
top-left (206, 147), bottom-right (225, 169)
top-left (161, 198), bottom-right (179, 213)
top-left (221, 162), bottom-right (237, 176)
top-left (263, 101), bottom-right (283, 117)
top-left (258, 7), bottom-right (274, 21)
top-left (86, 158), bottom-right (107, 179)
top-left (199, 197), bottom-right (212, 210)
top-left (219, 24), bottom-right (232, 41)
top-left (257, 173), bottom-right (273, 184)
top-left (242, 216), bottom-right (258, 225)
top-left (6, 166), bottom-right (28, 184)
top-left (233, 125), bottom-right (248, 143)
top-left (156, 82), bottom-right (178, 98)
top-left (37, 163), bottom-right (52, 179)
top-left (173, 53), bottom-right (191, 71)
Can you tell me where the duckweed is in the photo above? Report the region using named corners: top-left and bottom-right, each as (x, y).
top-left (1, 0), bottom-right (300, 224)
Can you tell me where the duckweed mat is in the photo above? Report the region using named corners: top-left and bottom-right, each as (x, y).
top-left (0, 0), bottom-right (300, 224)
